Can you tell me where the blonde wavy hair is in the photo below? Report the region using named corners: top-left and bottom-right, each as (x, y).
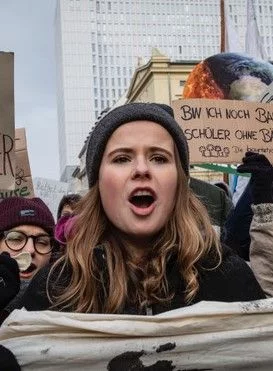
top-left (48, 148), bottom-right (221, 313)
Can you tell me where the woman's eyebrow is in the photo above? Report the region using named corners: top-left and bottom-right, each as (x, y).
top-left (107, 146), bottom-right (174, 159)
top-left (11, 229), bottom-right (49, 237)
top-left (107, 147), bottom-right (133, 156)
top-left (148, 146), bottom-right (173, 156)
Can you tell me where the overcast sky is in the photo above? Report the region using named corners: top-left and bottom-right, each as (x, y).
top-left (0, 0), bottom-right (59, 180)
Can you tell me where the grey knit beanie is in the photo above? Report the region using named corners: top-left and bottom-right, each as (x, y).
top-left (86, 102), bottom-right (189, 187)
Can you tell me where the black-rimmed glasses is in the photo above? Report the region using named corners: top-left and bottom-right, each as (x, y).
top-left (3, 230), bottom-right (53, 255)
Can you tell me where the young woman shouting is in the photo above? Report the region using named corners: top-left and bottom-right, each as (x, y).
top-left (21, 103), bottom-right (265, 314)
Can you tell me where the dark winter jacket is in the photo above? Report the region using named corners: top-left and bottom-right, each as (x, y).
top-left (190, 177), bottom-right (233, 234)
top-left (18, 244), bottom-right (265, 315)
top-left (224, 183), bottom-right (253, 261)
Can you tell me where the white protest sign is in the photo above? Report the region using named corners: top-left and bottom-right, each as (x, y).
top-left (2, 299), bottom-right (273, 370)
top-left (0, 52), bottom-right (15, 190)
top-left (172, 98), bottom-right (273, 164)
top-left (33, 177), bottom-right (68, 219)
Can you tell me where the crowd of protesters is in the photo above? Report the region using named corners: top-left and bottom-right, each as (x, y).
top-left (0, 102), bottom-right (273, 369)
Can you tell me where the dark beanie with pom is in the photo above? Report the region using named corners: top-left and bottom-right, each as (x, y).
top-left (0, 197), bottom-right (55, 235)
top-left (86, 102), bottom-right (189, 187)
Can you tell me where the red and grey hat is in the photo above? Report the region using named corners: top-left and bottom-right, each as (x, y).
top-left (0, 197), bottom-right (55, 235)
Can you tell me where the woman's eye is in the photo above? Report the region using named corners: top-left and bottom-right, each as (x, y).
top-left (9, 237), bottom-right (23, 242)
top-left (113, 156), bottom-right (130, 164)
top-left (8, 235), bottom-right (24, 242)
top-left (151, 155), bottom-right (168, 164)
top-left (36, 238), bottom-right (51, 246)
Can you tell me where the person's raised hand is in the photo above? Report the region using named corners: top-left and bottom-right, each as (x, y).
top-left (0, 252), bottom-right (20, 310)
top-left (237, 151), bottom-right (273, 177)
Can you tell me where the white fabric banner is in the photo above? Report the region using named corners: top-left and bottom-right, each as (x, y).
top-left (1, 299), bottom-right (273, 370)
top-left (224, 0), bottom-right (244, 53)
top-left (245, 0), bottom-right (268, 60)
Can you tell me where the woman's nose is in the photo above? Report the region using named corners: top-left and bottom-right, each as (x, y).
top-left (131, 158), bottom-right (151, 179)
top-left (23, 238), bottom-right (35, 256)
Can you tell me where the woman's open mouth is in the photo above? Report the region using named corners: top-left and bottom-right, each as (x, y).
top-left (20, 263), bottom-right (37, 279)
top-left (129, 189), bottom-right (156, 215)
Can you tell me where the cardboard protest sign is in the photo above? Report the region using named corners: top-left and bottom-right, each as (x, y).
top-left (2, 299), bottom-right (273, 370)
top-left (33, 177), bottom-right (68, 219)
top-left (0, 128), bottom-right (34, 199)
top-left (172, 98), bottom-right (273, 164)
top-left (0, 52), bottom-right (15, 190)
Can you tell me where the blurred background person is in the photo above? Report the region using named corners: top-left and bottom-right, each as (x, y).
top-left (57, 193), bottom-right (82, 220)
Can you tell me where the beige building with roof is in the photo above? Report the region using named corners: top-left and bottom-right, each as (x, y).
top-left (126, 48), bottom-right (196, 104)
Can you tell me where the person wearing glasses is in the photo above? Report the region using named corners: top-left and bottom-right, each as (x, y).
top-left (0, 196), bottom-right (55, 323)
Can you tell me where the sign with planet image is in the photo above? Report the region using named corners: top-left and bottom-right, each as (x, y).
top-left (183, 52), bottom-right (273, 102)
top-left (171, 52), bottom-right (273, 165)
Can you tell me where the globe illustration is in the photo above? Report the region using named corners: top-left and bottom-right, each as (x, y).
top-left (183, 52), bottom-right (273, 102)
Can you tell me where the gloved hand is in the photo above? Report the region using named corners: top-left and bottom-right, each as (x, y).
top-left (0, 345), bottom-right (21, 370)
top-left (237, 151), bottom-right (273, 204)
top-left (0, 252), bottom-right (20, 310)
